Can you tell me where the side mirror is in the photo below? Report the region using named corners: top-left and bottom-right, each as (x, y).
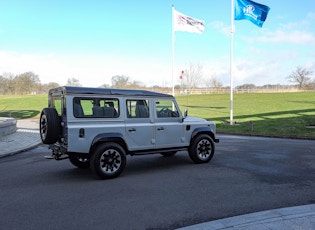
top-left (181, 108), bottom-right (188, 123)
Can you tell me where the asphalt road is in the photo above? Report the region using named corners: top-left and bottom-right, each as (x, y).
top-left (1, 135), bottom-right (314, 230)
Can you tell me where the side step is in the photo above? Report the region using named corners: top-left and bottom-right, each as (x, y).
top-left (130, 147), bottom-right (187, 156)
top-left (44, 155), bottom-right (68, 160)
top-left (44, 155), bottom-right (54, 159)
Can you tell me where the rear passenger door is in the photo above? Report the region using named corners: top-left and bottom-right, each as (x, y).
top-left (68, 97), bottom-right (122, 153)
top-left (124, 99), bottom-right (155, 151)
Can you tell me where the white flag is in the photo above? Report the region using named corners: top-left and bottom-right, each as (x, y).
top-left (173, 9), bottom-right (205, 34)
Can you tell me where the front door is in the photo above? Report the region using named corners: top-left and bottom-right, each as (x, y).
top-left (154, 99), bottom-right (185, 148)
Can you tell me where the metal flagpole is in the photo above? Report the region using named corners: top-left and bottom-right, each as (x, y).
top-left (171, 5), bottom-right (175, 96)
top-left (230, 0), bottom-right (234, 125)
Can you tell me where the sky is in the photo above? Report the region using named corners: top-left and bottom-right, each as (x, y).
top-left (0, 0), bottom-right (315, 88)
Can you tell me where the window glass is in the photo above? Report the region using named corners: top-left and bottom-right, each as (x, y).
top-left (53, 97), bottom-right (62, 115)
top-left (73, 97), bottom-right (119, 118)
top-left (126, 99), bottom-right (149, 118)
top-left (156, 100), bottom-right (179, 118)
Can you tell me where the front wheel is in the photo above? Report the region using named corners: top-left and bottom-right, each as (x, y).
top-left (90, 143), bottom-right (126, 179)
top-left (188, 134), bottom-right (215, 164)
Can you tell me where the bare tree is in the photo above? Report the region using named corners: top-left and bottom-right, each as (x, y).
top-left (99, 83), bottom-right (110, 88)
top-left (66, 78), bottom-right (81, 86)
top-left (111, 75), bottom-right (130, 88)
top-left (305, 79), bottom-right (315, 90)
top-left (183, 63), bottom-right (203, 91)
top-left (205, 76), bottom-right (223, 89)
top-left (0, 73), bottom-right (15, 94)
top-left (0, 72), bottom-right (41, 95)
top-left (128, 80), bottom-right (144, 89)
top-left (40, 82), bottom-right (60, 93)
top-left (287, 66), bottom-right (314, 89)
top-left (14, 72), bottom-right (40, 94)
top-left (236, 84), bottom-right (256, 90)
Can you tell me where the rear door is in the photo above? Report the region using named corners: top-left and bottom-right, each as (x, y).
top-left (124, 99), bottom-right (155, 151)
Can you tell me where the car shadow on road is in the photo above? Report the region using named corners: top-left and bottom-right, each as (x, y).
top-left (124, 152), bottom-right (192, 176)
top-left (49, 152), bottom-right (193, 180)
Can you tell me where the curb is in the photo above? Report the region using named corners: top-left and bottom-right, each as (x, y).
top-left (178, 204), bottom-right (315, 230)
top-left (0, 119), bottom-right (41, 158)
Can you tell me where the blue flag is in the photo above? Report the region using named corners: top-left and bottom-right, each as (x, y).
top-left (235, 0), bottom-right (270, 27)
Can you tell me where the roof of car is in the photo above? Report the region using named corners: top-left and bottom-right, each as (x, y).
top-left (49, 86), bottom-right (172, 97)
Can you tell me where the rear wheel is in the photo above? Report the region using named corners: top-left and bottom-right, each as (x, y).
top-left (188, 134), bottom-right (214, 163)
top-left (40, 108), bottom-right (61, 144)
top-left (90, 143), bottom-right (126, 179)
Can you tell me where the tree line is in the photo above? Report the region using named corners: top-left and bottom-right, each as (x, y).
top-left (0, 72), bottom-right (60, 95)
top-left (0, 66), bottom-right (314, 95)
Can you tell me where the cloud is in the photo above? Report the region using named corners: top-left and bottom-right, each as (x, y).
top-left (257, 30), bottom-right (315, 45)
top-left (209, 21), bottom-right (230, 36)
top-left (0, 50), bottom-right (172, 87)
top-left (242, 12), bottom-right (315, 46)
top-left (0, 51), bottom-right (107, 85)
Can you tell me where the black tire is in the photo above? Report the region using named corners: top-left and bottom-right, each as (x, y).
top-left (40, 108), bottom-right (61, 144)
top-left (188, 134), bottom-right (215, 164)
top-left (69, 155), bottom-right (90, 169)
top-left (160, 151), bottom-right (177, 157)
top-left (90, 143), bottom-right (127, 179)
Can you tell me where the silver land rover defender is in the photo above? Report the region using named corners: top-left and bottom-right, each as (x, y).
top-left (40, 86), bottom-right (219, 179)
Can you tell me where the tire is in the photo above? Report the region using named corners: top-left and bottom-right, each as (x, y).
top-left (90, 143), bottom-right (127, 179)
top-left (188, 134), bottom-right (215, 164)
top-left (160, 151), bottom-right (177, 157)
top-left (40, 108), bottom-right (61, 144)
top-left (69, 155), bottom-right (90, 169)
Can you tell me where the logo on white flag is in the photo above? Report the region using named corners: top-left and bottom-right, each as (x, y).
top-left (173, 9), bottom-right (205, 34)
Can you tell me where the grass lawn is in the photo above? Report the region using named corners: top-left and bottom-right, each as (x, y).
top-left (176, 92), bottom-right (315, 139)
top-left (0, 92), bottom-right (314, 139)
top-left (0, 94), bottom-right (47, 119)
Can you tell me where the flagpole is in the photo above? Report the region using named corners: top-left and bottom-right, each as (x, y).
top-left (171, 5), bottom-right (175, 96)
top-left (230, 0), bottom-right (234, 125)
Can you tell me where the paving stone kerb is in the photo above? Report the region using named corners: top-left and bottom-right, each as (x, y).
top-left (0, 118), bottom-right (41, 158)
top-left (0, 117), bottom-right (17, 137)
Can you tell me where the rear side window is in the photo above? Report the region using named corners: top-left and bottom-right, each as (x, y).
top-left (126, 99), bottom-right (149, 118)
top-left (73, 97), bottom-right (119, 118)
top-left (50, 97), bottom-right (63, 116)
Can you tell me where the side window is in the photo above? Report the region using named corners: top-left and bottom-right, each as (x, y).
top-left (126, 99), bottom-right (149, 118)
top-left (52, 97), bottom-right (62, 115)
top-left (156, 99), bottom-right (179, 118)
top-left (73, 97), bottom-right (119, 118)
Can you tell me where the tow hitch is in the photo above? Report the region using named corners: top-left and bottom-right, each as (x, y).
top-left (45, 144), bottom-right (68, 160)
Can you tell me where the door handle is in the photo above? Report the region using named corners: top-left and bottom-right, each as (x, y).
top-left (157, 127), bottom-right (164, 131)
top-left (128, 128), bottom-right (136, 132)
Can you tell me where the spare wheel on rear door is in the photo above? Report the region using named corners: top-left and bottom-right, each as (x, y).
top-left (40, 108), bottom-right (61, 144)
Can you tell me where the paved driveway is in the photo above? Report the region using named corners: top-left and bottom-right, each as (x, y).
top-left (0, 135), bottom-right (314, 229)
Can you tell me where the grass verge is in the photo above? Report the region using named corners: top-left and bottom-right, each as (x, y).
top-left (0, 92), bottom-right (314, 139)
top-left (176, 92), bottom-right (315, 139)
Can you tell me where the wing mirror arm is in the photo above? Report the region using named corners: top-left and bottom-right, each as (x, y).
top-left (184, 108), bottom-right (188, 117)
top-left (181, 108), bottom-right (188, 122)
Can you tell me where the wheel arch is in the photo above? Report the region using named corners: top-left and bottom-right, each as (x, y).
top-left (89, 132), bottom-right (129, 154)
top-left (190, 127), bottom-right (216, 144)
